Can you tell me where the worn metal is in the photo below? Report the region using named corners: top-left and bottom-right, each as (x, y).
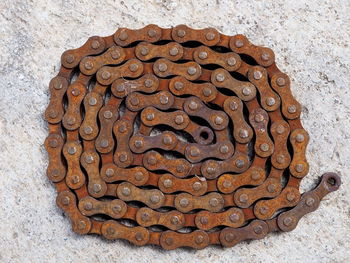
top-left (44, 24), bottom-right (341, 249)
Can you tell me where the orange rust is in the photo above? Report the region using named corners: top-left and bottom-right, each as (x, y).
top-left (43, 24), bottom-right (339, 250)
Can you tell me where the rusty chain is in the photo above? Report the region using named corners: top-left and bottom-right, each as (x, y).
top-left (44, 24), bottom-right (341, 249)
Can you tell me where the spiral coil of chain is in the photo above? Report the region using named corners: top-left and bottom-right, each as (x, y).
top-left (44, 24), bottom-right (341, 249)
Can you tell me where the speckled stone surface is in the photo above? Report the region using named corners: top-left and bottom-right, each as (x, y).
top-left (0, 0), bottom-right (349, 262)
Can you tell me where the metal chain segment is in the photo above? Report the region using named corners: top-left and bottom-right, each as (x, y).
top-left (44, 24), bottom-right (341, 249)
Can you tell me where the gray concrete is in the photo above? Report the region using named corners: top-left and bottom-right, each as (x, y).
top-left (0, 0), bottom-right (349, 262)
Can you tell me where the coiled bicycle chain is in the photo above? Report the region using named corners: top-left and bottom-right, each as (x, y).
top-left (44, 24), bottom-right (341, 249)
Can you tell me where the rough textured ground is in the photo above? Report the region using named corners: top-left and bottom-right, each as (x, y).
top-left (0, 0), bottom-right (349, 262)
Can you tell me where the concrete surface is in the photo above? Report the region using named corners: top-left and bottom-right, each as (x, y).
top-left (0, 0), bottom-right (349, 262)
